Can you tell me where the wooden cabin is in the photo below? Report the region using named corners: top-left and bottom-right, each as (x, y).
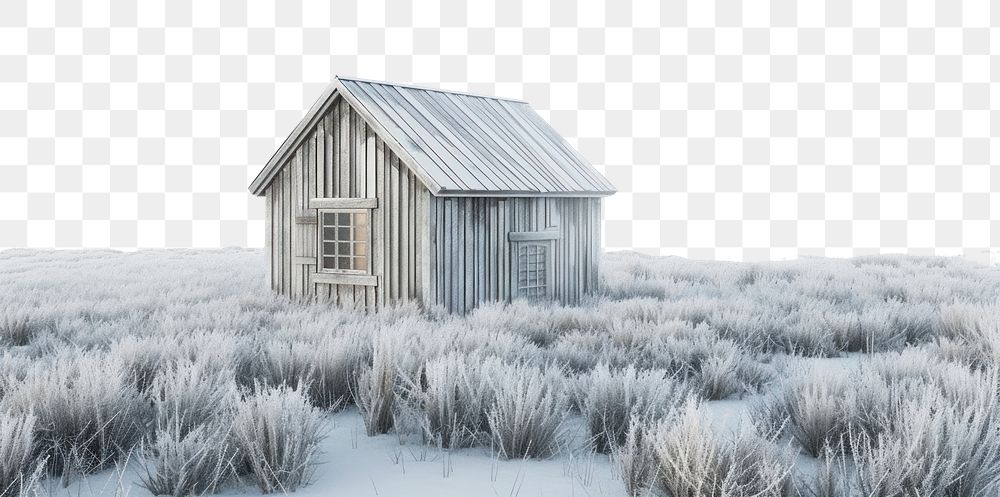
top-left (249, 76), bottom-right (616, 313)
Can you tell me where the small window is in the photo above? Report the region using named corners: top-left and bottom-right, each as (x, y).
top-left (318, 209), bottom-right (370, 274)
top-left (515, 242), bottom-right (551, 298)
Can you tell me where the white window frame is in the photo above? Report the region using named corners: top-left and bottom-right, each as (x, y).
top-left (316, 208), bottom-right (372, 276)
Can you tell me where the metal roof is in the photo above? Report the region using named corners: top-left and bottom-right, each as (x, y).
top-left (249, 76), bottom-right (616, 197)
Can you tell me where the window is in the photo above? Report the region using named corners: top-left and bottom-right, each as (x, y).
top-left (319, 210), bottom-right (370, 273)
top-left (509, 229), bottom-right (560, 300)
top-left (516, 242), bottom-right (549, 298)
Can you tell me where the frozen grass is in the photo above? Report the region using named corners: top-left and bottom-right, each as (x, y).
top-left (486, 363), bottom-right (568, 459)
top-left (138, 421), bottom-right (235, 497)
top-left (0, 313), bottom-right (35, 347)
top-left (610, 417), bottom-right (660, 497)
top-left (651, 401), bottom-right (797, 497)
top-left (353, 336), bottom-right (405, 436)
top-left (753, 369), bottom-right (856, 457)
top-left (2, 249), bottom-right (1000, 494)
top-left (397, 352), bottom-right (494, 449)
top-left (231, 384), bottom-right (326, 493)
top-left (0, 412), bottom-right (42, 497)
top-left (760, 350), bottom-right (1000, 497)
top-left (148, 359), bottom-right (238, 438)
top-left (579, 364), bottom-right (689, 453)
top-left (0, 352), bottom-right (149, 478)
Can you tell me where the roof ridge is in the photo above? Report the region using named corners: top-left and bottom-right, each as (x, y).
top-left (335, 75), bottom-right (528, 104)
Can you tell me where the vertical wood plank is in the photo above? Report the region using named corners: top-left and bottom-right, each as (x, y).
top-left (275, 170), bottom-right (283, 294)
top-left (577, 200), bottom-right (584, 303)
top-left (486, 199), bottom-right (495, 301)
top-left (445, 198), bottom-right (455, 312)
top-left (325, 112), bottom-right (334, 196)
top-left (280, 167), bottom-right (290, 295)
top-left (389, 155), bottom-right (400, 302)
top-left (475, 198), bottom-right (485, 305)
top-left (498, 198), bottom-right (508, 302)
top-left (354, 110), bottom-right (366, 197)
top-left (265, 188), bottom-right (273, 290)
top-left (408, 171), bottom-right (417, 298)
top-left (400, 166), bottom-right (410, 300)
top-left (463, 198), bottom-right (473, 313)
top-left (591, 199), bottom-right (598, 293)
top-left (419, 189), bottom-right (431, 304)
top-left (373, 139), bottom-right (385, 307)
top-left (366, 126), bottom-right (376, 199)
top-left (316, 116), bottom-right (325, 199)
top-left (291, 150), bottom-right (302, 298)
top-left (339, 100), bottom-right (350, 197)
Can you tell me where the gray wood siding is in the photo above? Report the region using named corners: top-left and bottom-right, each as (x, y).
top-left (427, 196), bottom-right (601, 313)
top-left (263, 95), bottom-right (428, 310)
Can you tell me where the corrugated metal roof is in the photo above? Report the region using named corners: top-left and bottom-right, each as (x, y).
top-left (250, 76), bottom-right (616, 197)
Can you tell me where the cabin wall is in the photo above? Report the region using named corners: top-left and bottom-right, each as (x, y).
top-left (427, 196), bottom-right (602, 313)
top-left (264, 96), bottom-right (429, 310)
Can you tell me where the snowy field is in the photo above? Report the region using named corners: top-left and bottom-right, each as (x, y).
top-left (1, 249), bottom-right (1000, 497)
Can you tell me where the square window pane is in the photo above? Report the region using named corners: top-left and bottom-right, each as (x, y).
top-left (337, 256), bottom-right (351, 268)
top-left (337, 242), bottom-right (351, 255)
top-left (354, 212), bottom-right (368, 227)
top-left (337, 212), bottom-right (351, 226)
top-left (337, 226), bottom-right (351, 239)
top-left (322, 212), bottom-right (336, 226)
top-left (353, 256), bottom-right (367, 271)
top-left (355, 243), bottom-right (367, 256)
top-left (323, 227), bottom-right (337, 240)
top-left (323, 242), bottom-right (337, 255)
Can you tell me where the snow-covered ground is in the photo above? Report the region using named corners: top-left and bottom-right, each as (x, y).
top-left (49, 409), bottom-right (619, 497)
top-left (2, 249), bottom-right (999, 497)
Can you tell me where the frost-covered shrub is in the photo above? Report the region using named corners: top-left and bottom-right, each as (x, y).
top-left (610, 417), bottom-right (660, 497)
top-left (934, 304), bottom-right (1000, 369)
top-left (765, 352), bottom-right (1000, 497)
top-left (0, 412), bottom-right (42, 497)
top-left (709, 304), bottom-right (786, 354)
top-left (850, 384), bottom-right (1000, 497)
top-left (756, 371), bottom-right (856, 457)
top-left (139, 421), bottom-right (235, 497)
top-left (650, 332), bottom-right (770, 400)
top-left (397, 353), bottom-right (493, 448)
top-left (354, 336), bottom-right (413, 436)
top-left (547, 331), bottom-right (612, 372)
top-left (254, 340), bottom-right (314, 390)
top-left (579, 365), bottom-right (688, 453)
top-left (0, 313), bottom-right (35, 347)
top-left (806, 446), bottom-right (850, 497)
top-left (487, 363), bottom-right (567, 459)
top-left (652, 402), bottom-right (797, 497)
top-left (845, 355), bottom-right (1000, 497)
top-left (113, 335), bottom-right (176, 392)
top-left (466, 301), bottom-right (590, 347)
top-left (231, 384), bottom-right (325, 493)
top-left (779, 320), bottom-right (840, 357)
top-left (0, 353), bottom-right (150, 476)
top-left (695, 348), bottom-right (770, 400)
top-left (303, 334), bottom-right (368, 410)
top-left (148, 359), bottom-right (238, 438)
